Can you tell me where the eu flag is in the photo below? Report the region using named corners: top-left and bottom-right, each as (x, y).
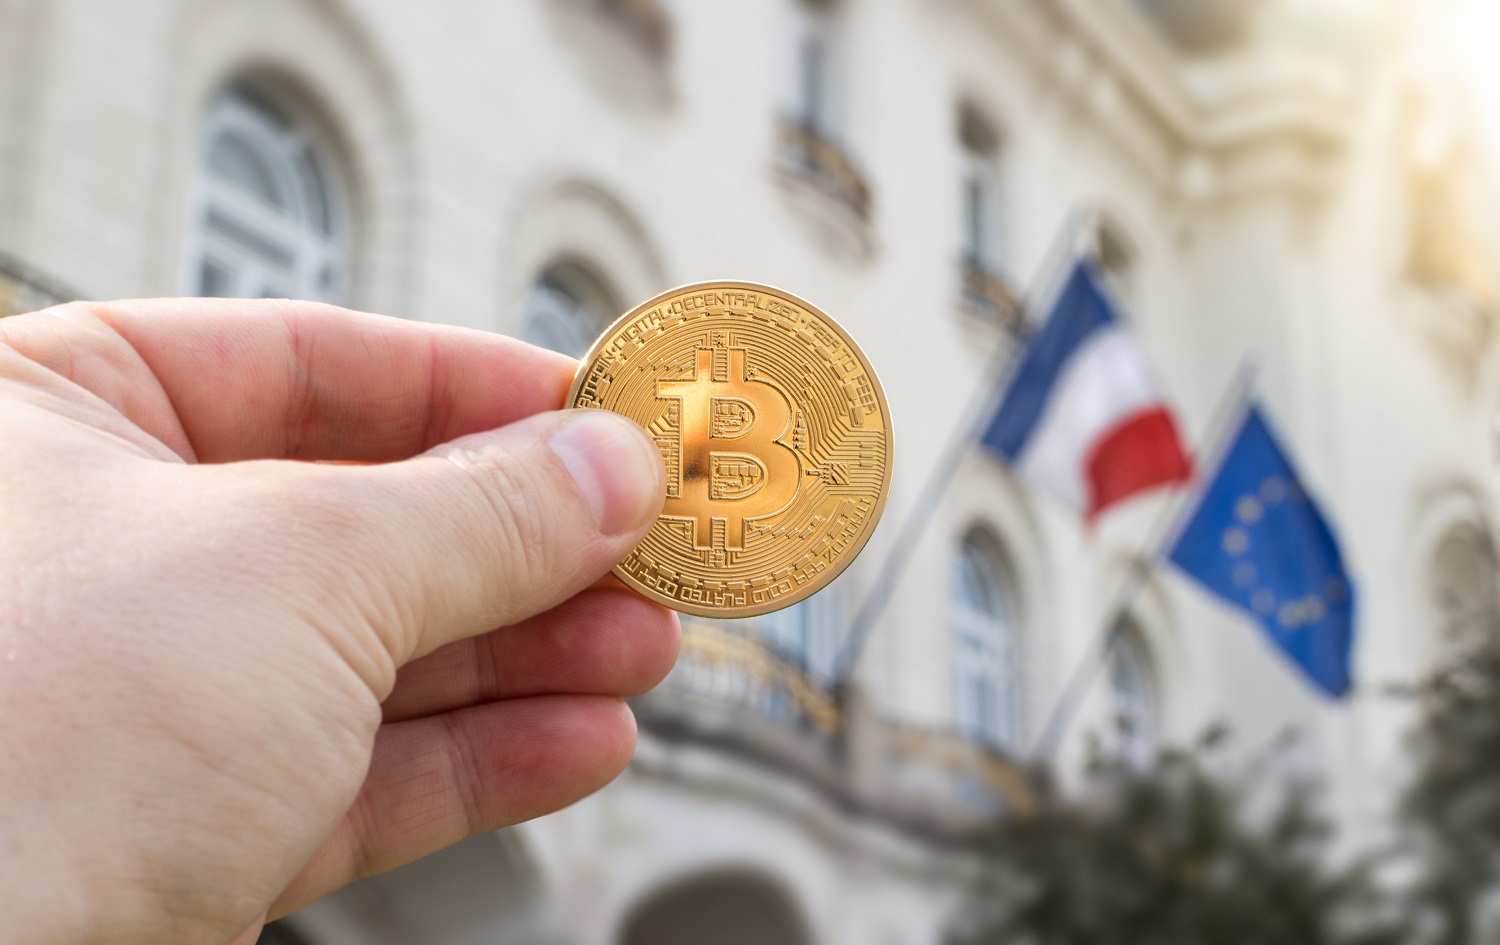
top-left (1167, 404), bottom-right (1354, 698)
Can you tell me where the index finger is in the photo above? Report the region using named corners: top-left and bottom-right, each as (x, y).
top-left (9, 297), bottom-right (577, 463)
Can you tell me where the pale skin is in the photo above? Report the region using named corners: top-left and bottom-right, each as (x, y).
top-left (0, 299), bottom-right (678, 945)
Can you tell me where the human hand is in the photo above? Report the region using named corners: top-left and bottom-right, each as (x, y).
top-left (0, 299), bottom-right (677, 945)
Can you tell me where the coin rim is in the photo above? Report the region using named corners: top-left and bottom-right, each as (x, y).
top-left (565, 280), bottom-right (894, 619)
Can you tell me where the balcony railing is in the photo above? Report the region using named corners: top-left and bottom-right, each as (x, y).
top-left (0, 251), bottom-right (76, 317)
top-left (673, 618), bottom-right (841, 735)
top-left (635, 619), bottom-right (1036, 835)
top-left (881, 720), bottom-right (1035, 819)
top-left (776, 119), bottom-right (873, 223)
top-left (960, 256), bottom-right (1022, 331)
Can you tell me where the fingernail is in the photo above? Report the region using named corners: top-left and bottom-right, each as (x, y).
top-left (549, 411), bottom-right (664, 535)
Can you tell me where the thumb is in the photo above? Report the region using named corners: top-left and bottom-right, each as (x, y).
top-left (278, 408), bottom-right (666, 668)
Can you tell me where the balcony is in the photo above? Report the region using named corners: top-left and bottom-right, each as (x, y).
top-left (633, 620), bottom-right (1035, 837)
top-left (776, 118), bottom-right (873, 226)
top-left (959, 256), bottom-right (1022, 332)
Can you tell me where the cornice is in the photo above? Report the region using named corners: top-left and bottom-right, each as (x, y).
top-left (949, 0), bottom-right (1354, 202)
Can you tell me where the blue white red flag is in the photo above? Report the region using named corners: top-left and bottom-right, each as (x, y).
top-left (978, 263), bottom-right (1192, 521)
top-left (1167, 403), bottom-right (1354, 698)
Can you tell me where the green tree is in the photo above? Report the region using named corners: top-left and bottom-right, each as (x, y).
top-left (1398, 622), bottom-right (1500, 945)
top-left (952, 730), bottom-right (1406, 945)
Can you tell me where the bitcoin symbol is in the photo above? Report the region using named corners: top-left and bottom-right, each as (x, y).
top-left (657, 347), bottom-right (800, 551)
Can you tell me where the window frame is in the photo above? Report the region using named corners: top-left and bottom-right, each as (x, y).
top-left (787, 0), bottom-right (843, 140)
top-left (521, 260), bottom-right (622, 359)
top-left (951, 527), bottom-right (1024, 750)
top-left (957, 104), bottom-right (1004, 272)
top-left (1106, 620), bottom-right (1160, 767)
top-left (183, 83), bottom-right (350, 303)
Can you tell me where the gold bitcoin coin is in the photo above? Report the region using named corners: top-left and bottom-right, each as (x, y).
top-left (567, 281), bottom-right (893, 618)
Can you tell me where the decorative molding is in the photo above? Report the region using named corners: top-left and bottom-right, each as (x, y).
top-left (634, 620), bottom-right (1037, 838)
top-left (152, 0), bottom-right (418, 314)
top-left (499, 174), bottom-right (668, 334)
top-left (948, 0), bottom-right (1353, 203)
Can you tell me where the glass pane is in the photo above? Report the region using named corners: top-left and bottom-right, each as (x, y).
top-left (799, 33), bottom-right (825, 131)
top-left (964, 175), bottom-right (985, 263)
top-left (1108, 631), bottom-right (1157, 763)
top-left (197, 257), bottom-right (235, 298)
top-left (522, 284), bottom-right (596, 357)
top-left (761, 604), bottom-right (806, 662)
top-left (205, 208), bottom-right (297, 271)
top-left (207, 131), bottom-right (286, 210)
top-left (522, 267), bottom-right (617, 358)
top-left (957, 541), bottom-right (1005, 624)
top-left (297, 149), bottom-right (333, 235)
top-left (952, 531), bottom-right (1019, 748)
top-left (956, 669), bottom-right (983, 736)
top-left (190, 86), bottom-right (348, 304)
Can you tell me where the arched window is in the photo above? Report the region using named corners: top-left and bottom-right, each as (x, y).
top-left (952, 528), bottom-right (1022, 749)
top-left (1107, 619), bottom-right (1159, 767)
top-left (1429, 522), bottom-right (1500, 642)
top-left (521, 261), bottom-right (620, 358)
top-left (186, 83), bottom-right (348, 302)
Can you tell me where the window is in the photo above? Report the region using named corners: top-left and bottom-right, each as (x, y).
top-left (1106, 620), bottom-right (1159, 767)
top-left (789, 0), bottom-right (839, 138)
top-left (186, 83), bottom-right (348, 302)
top-left (758, 594), bottom-right (839, 727)
top-left (521, 261), bottom-right (620, 358)
top-left (776, 0), bottom-right (870, 223)
top-left (1429, 523), bottom-right (1500, 642)
top-left (952, 529), bottom-right (1022, 750)
top-left (957, 104), bottom-right (1017, 321)
top-left (959, 104), bottom-right (1003, 272)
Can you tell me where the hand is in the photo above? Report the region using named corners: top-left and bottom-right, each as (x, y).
top-left (0, 299), bottom-right (676, 945)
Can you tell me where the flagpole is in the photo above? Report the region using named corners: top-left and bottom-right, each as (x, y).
top-left (830, 207), bottom-right (1093, 683)
top-left (1029, 357), bottom-right (1260, 760)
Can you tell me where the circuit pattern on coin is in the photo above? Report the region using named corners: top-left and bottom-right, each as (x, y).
top-left (568, 282), bottom-right (892, 618)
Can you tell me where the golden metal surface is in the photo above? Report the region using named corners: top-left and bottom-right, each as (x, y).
top-left (567, 281), bottom-right (892, 618)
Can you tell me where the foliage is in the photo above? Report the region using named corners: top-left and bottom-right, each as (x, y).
top-left (951, 729), bottom-right (1406, 945)
top-left (1398, 622), bottom-right (1500, 945)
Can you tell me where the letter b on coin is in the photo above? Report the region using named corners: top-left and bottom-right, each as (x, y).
top-left (657, 347), bottom-right (800, 551)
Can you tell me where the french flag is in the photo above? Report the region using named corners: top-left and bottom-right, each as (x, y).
top-left (979, 263), bottom-right (1192, 521)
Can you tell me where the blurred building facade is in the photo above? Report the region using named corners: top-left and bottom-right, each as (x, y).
top-left (4, 0), bottom-right (1500, 942)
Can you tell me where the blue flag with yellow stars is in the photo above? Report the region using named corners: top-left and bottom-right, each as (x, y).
top-left (1167, 403), bottom-right (1354, 698)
